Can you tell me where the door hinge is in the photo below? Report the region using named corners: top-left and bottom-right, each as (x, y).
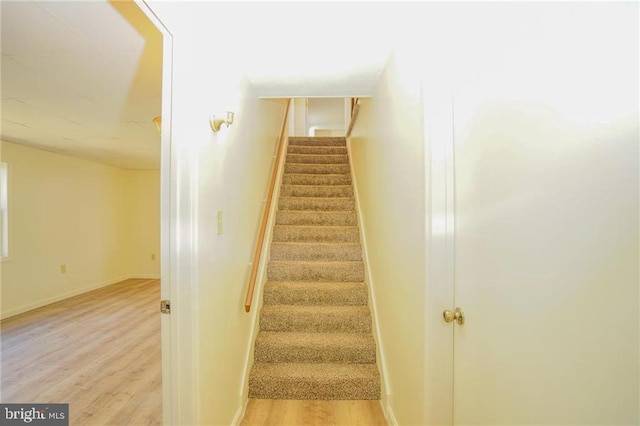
top-left (160, 300), bottom-right (171, 314)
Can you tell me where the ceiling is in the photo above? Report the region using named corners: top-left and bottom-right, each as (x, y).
top-left (1, 1), bottom-right (392, 170)
top-left (1, 0), bottom-right (163, 170)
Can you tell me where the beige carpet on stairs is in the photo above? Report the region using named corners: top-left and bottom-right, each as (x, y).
top-left (248, 136), bottom-right (381, 400)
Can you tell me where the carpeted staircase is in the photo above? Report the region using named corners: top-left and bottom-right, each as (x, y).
top-left (248, 136), bottom-right (381, 400)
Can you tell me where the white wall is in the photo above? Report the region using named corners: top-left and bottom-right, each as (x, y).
top-left (0, 141), bottom-right (160, 319)
top-left (196, 83), bottom-right (286, 426)
top-left (349, 51), bottom-right (426, 426)
top-left (124, 169), bottom-right (161, 277)
top-left (140, 3), bottom-right (289, 423)
top-left (307, 97), bottom-right (345, 136)
top-left (291, 98), bottom-right (307, 136)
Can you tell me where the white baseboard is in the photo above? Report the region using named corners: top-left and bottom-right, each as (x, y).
top-left (385, 401), bottom-right (399, 426)
top-left (129, 274), bottom-right (161, 280)
top-left (0, 274), bottom-right (133, 320)
top-left (232, 397), bottom-right (248, 426)
top-left (346, 136), bottom-right (393, 416)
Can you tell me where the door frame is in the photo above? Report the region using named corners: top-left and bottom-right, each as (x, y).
top-left (131, 2), bottom-right (184, 424)
top-left (423, 81), bottom-right (456, 425)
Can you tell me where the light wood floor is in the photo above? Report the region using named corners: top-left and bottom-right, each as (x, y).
top-left (240, 399), bottom-right (387, 426)
top-left (1, 278), bottom-right (161, 425)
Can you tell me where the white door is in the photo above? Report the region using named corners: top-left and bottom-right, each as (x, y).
top-left (450, 52), bottom-right (639, 426)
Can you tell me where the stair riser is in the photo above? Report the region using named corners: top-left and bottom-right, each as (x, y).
top-left (264, 285), bottom-right (368, 306)
top-left (280, 185), bottom-right (353, 198)
top-left (248, 376), bottom-right (380, 400)
top-left (279, 198), bottom-right (355, 211)
top-left (288, 146), bottom-right (347, 155)
top-left (272, 227), bottom-right (359, 243)
top-left (289, 137), bottom-right (346, 147)
top-left (276, 211), bottom-right (357, 226)
top-left (267, 262), bottom-right (364, 282)
top-left (254, 345), bottom-right (376, 364)
top-left (285, 164), bottom-right (350, 175)
top-left (282, 174), bottom-right (352, 186)
top-left (260, 311), bottom-right (371, 333)
top-left (287, 154), bottom-right (349, 164)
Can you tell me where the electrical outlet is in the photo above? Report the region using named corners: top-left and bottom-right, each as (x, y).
top-left (60, 264), bottom-right (66, 274)
top-left (151, 253), bottom-right (156, 260)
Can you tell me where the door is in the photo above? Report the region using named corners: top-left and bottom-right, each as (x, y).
top-left (450, 81), bottom-right (639, 425)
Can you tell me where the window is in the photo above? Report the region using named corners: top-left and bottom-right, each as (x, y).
top-left (0, 162), bottom-right (8, 258)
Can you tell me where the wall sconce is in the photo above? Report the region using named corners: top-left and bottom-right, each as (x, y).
top-left (153, 116), bottom-right (162, 134)
top-left (209, 111), bottom-right (235, 132)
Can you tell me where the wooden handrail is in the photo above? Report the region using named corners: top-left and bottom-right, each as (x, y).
top-left (345, 97), bottom-right (360, 138)
top-left (245, 98), bottom-right (291, 313)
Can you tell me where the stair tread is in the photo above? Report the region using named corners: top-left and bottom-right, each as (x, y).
top-left (273, 224), bottom-right (357, 229)
top-left (260, 305), bottom-right (372, 332)
top-left (265, 281), bottom-right (366, 287)
top-left (263, 282), bottom-right (368, 306)
top-left (288, 137), bottom-right (347, 147)
top-left (285, 164), bottom-right (348, 168)
top-left (268, 260), bottom-right (364, 266)
top-left (279, 196), bottom-right (354, 200)
top-left (272, 225), bottom-right (360, 244)
top-left (284, 164), bottom-right (350, 174)
top-left (254, 332), bottom-right (376, 364)
top-left (262, 305), bottom-right (370, 314)
top-left (287, 154), bottom-right (348, 158)
top-left (288, 146), bottom-right (347, 154)
top-left (277, 210), bottom-right (355, 215)
top-left (249, 362), bottom-right (380, 399)
top-left (286, 154), bottom-right (349, 163)
top-left (270, 241), bottom-right (361, 247)
top-left (283, 173), bottom-right (351, 178)
top-left (257, 332), bottom-right (375, 347)
top-left (250, 362), bottom-right (379, 379)
top-left (281, 184), bottom-right (352, 189)
top-left (282, 176), bottom-right (353, 186)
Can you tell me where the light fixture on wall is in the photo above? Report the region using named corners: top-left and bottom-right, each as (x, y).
top-left (153, 116), bottom-right (162, 134)
top-left (209, 111), bottom-right (235, 132)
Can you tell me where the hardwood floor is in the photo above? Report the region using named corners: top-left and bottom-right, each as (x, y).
top-left (1, 278), bottom-right (161, 425)
top-left (240, 399), bottom-right (388, 426)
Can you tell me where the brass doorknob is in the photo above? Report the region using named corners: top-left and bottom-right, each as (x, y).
top-left (443, 307), bottom-right (465, 325)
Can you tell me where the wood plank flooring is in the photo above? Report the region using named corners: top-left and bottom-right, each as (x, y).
top-left (1, 278), bottom-right (161, 425)
top-left (240, 399), bottom-right (388, 426)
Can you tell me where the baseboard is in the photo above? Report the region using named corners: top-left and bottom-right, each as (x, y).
top-left (129, 274), bottom-right (161, 280)
top-left (385, 401), bottom-right (399, 426)
top-left (0, 274), bottom-right (132, 320)
top-left (231, 397), bottom-right (249, 426)
top-left (346, 136), bottom-right (393, 413)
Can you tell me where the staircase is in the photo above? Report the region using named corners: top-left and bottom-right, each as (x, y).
top-left (248, 136), bottom-right (381, 400)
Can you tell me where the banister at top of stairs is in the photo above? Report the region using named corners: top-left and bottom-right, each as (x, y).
top-left (345, 97), bottom-right (360, 138)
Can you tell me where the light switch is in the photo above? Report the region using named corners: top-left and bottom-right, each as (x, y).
top-left (217, 210), bottom-right (223, 235)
